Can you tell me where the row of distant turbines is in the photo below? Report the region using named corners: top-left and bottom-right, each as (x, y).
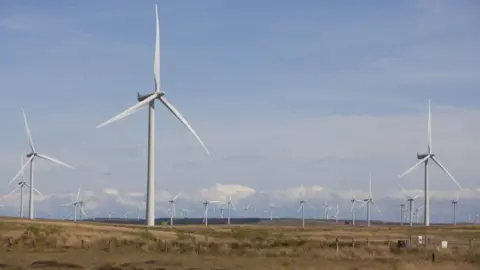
top-left (5, 4), bottom-right (466, 228)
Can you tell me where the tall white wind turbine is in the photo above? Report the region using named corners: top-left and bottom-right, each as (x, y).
top-left (398, 100), bottom-right (462, 226)
top-left (6, 156), bottom-right (43, 218)
top-left (168, 192), bottom-right (180, 226)
top-left (95, 5), bottom-right (209, 227)
top-left (9, 109), bottom-right (73, 220)
top-left (363, 173), bottom-right (382, 227)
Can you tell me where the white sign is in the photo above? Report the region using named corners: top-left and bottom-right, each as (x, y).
top-left (418, 236), bottom-right (424, 244)
top-left (441, 241), bottom-right (448, 248)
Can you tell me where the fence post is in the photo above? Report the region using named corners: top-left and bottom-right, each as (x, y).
top-left (366, 238), bottom-right (370, 247)
top-left (469, 239), bottom-right (474, 249)
top-left (352, 237), bottom-right (355, 248)
top-left (335, 237), bottom-right (339, 255)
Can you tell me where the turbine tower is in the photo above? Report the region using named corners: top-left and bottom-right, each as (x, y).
top-left (398, 100), bottom-right (462, 226)
top-left (9, 109), bottom-right (73, 220)
top-left (95, 4), bottom-right (210, 227)
top-left (168, 193), bottom-right (180, 226)
top-left (7, 156), bottom-right (43, 218)
top-left (450, 196), bottom-right (459, 226)
top-left (362, 173), bottom-right (382, 227)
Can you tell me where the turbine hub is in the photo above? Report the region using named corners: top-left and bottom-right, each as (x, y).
top-left (26, 152), bottom-right (36, 158)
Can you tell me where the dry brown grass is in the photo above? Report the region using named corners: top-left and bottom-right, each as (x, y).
top-left (0, 217), bottom-right (479, 269)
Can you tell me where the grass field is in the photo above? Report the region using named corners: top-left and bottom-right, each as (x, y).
top-left (0, 217), bottom-right (479, 269)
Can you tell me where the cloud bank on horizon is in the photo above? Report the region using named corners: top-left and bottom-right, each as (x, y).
top-left (0, 0), bottom-right (479, 220)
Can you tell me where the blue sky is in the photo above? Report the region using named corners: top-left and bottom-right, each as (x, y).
top-left (0, 0), bottom-right (479, 222)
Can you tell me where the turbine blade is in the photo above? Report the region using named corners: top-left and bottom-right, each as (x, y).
top-left (8, 156), bottom-right (34, 185)
top-left (371, 201), bottom-right (383, 216)
top-left (21, 108), bottom-right (35, 152)
top-left (297, 204), bottom-right (303, 212)
top-left (431, 156), bottom-right (462, 189)
top-left (413, 195), bottom-right (420, 200)
top-left (20, 155), bottom-right (25, 181)
top-left (173, 192), bottom-right (181, 201)
top-left (398, 155), bottom-right (429, 179)
top-left (209, 200), bottom-right (222, 204)
top-left (76, 185), bottom-right (82, 201)
top-left (306, 202), bottom-right (315, 210)
top-left (37, 154), bottom-right (73, 168)
top-left (428, 100), bottom-right (432, 153)
top-left (153, 4), bottom-right (160, 92)
top-left (81, 206), bottom-right (87, 218)
top-left (7, 186), bottom-right (20, 197)
top-left (369, 173), bottom-right (372, 196)
top-left (159, 96), bottom-right (210, 155)
top-left (33, 187), bottom-right (43, 196)
top-left (96, 94), bottom-right (157, 129)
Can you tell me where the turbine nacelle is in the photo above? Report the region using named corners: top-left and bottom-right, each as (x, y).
top-left (137, 92), bottom-right (165, 102)
top-left (416, 153), bottom-right (431, 159)
top-left (26, 152), bottom-right (36, 158)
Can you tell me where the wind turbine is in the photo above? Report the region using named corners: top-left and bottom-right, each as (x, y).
top-left (414, 205), bottom-right (425, 224)
top-left (264, 204), bottom-right (274, 220)
top-left (61, 186), bottom-right (88, 222)
top-left (391, 203), bottom-right (406, 226)
top-left (298, 199), bottom-right (314, 228)
top-left (95, 4), bottom-right (210, 227)
top-left (9, 109), bottom-right (73, 220)
top-left (168, 193), bottom-right (180, 226)
top-left (398, 100), bottom-right (462, 226)
top-left (323, 199), bottom-right (331, 220)
top-left (400, 184), bottom-right (421, 226)
top-left (223, 195), bottom-right (236, 225)
top-left (6, 156), bottom-right (43, 218)
top-left (180, 208), bottom-right (189, 218)
top-left (363, 173), bottom-right (382, 227)
top-left (450, 196), bottom-right (459, 226)
top-left (202, 200), bottom-right (221, 226)
top-left (332, 204), bottom-right (340, 223)
top-left (348, 188), bottom-right (363, 225)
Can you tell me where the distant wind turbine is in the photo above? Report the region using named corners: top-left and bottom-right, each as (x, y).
top-left (9, 109), bottom-right (73, 220)
top-left (400, 184), bottom-right (420, 227)
top-left (202, 200), bottom-right (221, 226)
top-left (61, 185), bottom-right (88, 222)
top-left (362, 173), bottom-right (382, 227)
top-left (95, 4), bottom-right (210, 227)
top-left (398, 100), bottom-right (462, 226)
top-left (7, 156), bottom-right (43, 218)
top-left (348, 187), bottom-right (363, 225)
top-left (168, 193), bottom-right (180, 226)
top-left (223, 195), bottom-right (236, 225)
top-left (450, 195), bottom-right (459, 226)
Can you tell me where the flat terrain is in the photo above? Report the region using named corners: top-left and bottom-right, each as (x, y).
top-left (0, 217), bottom-right (479, 269)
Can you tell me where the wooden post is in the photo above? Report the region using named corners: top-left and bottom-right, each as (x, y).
top-left (335, 237), bottom-right (339, 255)
top-left (366, 238), bottom-right (370, 247)
top-left (469, 239), bottom-right (474, 249)
top-left (352, 237), bottom-right (355, 248)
